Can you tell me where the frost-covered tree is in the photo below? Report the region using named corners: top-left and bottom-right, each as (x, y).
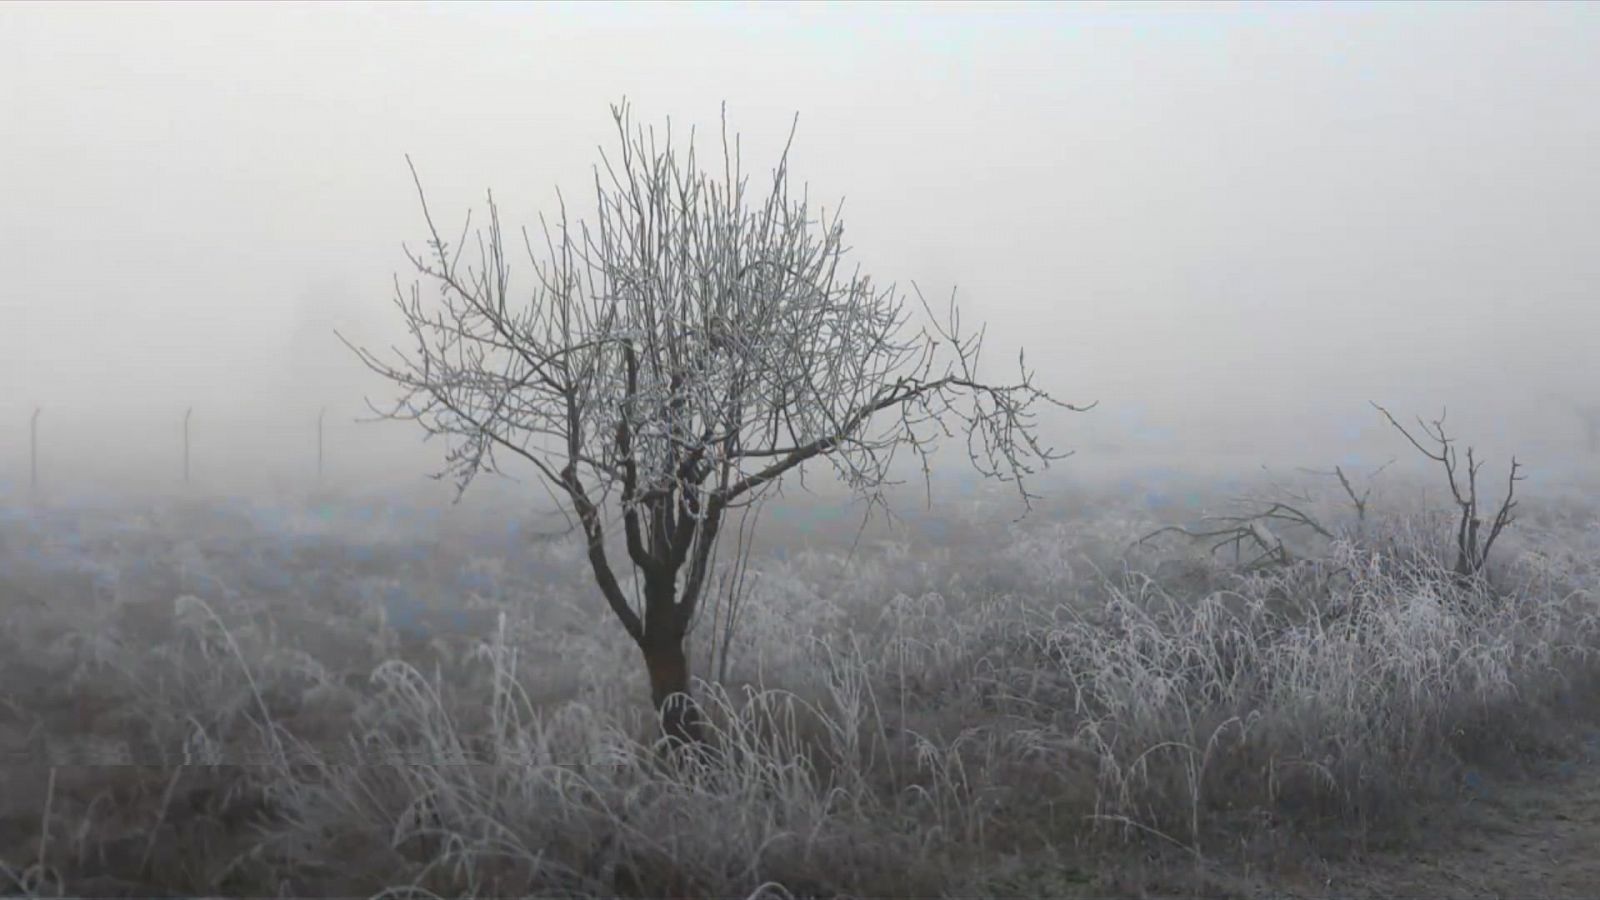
top-left (347, 101), bottom-right (1089, 747)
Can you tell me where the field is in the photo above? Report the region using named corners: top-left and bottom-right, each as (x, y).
top-left (0, 466), bottom-right (1598, 898)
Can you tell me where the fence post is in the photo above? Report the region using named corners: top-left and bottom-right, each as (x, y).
top-left (30, 407), bottom-right (41, 496)
top-left (318, 407), bottom-right (326, 482)
top-left (183, 407), bottom-right (193, 484)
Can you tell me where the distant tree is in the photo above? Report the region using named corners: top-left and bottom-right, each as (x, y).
top-left (346, 100), bottom-right (1090, 749)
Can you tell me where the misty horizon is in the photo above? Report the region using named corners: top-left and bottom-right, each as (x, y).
top-left (5, 1), bottom-right (1598, 501)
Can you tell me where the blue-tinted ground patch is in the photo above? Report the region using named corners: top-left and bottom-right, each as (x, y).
top-left (768, 501), bottom-right (859, 533)
top-left (1335, 450), bottom-right (1374, 470)
top-left (1522, 459), bottom-right (1597, 490)
top-left (367, 580), bottom-right (478, 638)
top-left (1110, 465), bottom-right (1212, 511)
top-left (3, 497), bottom-right (550, 640)
top-left (496, 520), bottom-right (525, 555)
top-left (456, 568), bottom-right (496, 594)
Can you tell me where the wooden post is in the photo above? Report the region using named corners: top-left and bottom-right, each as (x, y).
top-left (30, 407), bottom-right (40, 496)
top-left (318, 407), bottom-right (326, 481)
top-left (183, 407), bottom-right (193, 484)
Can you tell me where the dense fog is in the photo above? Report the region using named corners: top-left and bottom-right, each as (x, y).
top-left (4, 2), bottom-right (1597, 502)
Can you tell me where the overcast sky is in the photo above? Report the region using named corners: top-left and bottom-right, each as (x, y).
top-left (4, 1), bottom-right (1597, 498)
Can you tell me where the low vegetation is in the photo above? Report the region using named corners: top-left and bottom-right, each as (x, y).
top-left (0, 461), bottom-right (1596, 898)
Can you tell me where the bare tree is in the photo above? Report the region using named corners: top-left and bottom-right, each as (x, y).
top-left (345, 100), bottom-right (1089, 748)
top-left (1371, 403), bottom-right (1522, 582)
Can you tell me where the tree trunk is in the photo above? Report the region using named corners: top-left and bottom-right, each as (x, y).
top-left (640, 574), bottom-right (706, 754)
top-left (642, 633), bottom-right (704, 750)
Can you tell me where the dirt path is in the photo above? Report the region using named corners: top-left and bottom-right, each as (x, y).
top-left (1257, 734), bottom-right (1600, 900)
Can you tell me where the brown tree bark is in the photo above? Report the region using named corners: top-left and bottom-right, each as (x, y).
top-left (642, 633), bottom-right (703, 749)
top-left (640, 575), bottom-right (706, 753)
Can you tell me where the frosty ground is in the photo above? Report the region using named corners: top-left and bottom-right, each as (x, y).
top-left (0, 466), bottom-right (1597, 899)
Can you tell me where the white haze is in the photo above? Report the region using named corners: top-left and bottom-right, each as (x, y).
top-left (3, 1), bottom-right (1597, 504)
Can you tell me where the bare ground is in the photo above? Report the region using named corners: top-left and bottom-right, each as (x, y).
top-left (1187, 731), bottom-right (1600, 900)
top-left (1313, 756), bottom-right (1600, 900)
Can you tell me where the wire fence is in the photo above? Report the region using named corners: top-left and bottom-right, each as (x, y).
top-left (8, 397), bottom-right (1598, 510)
top-left (5, 400), bottom-right (443, 503)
